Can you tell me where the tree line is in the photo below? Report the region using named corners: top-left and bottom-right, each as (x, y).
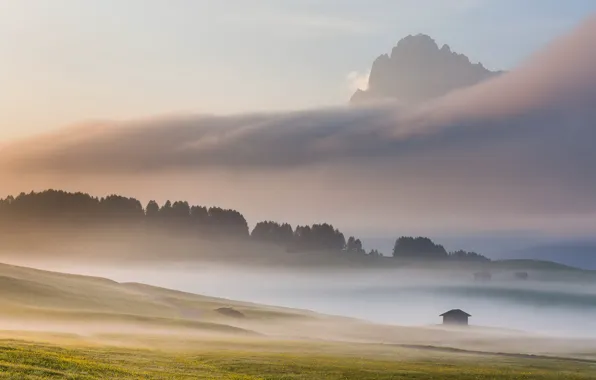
top-left (392, 237), bottom-right (489, 262)
top-left (0, 190), bottom-right (489, 261)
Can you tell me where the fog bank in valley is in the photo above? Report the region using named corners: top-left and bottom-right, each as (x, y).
top-left (11, 257), bottom-right (596, 340)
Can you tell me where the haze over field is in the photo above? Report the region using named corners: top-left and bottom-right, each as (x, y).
top-left (10, 259), bottom-right (596, 339)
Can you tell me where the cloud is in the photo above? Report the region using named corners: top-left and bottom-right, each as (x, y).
top-left (1, 15), bottom-right (596, 233)
top-left (408, 14), bottom-right (596, 127)
top-left (346, 70), bottom-right (370, 92)
top-left (0, 107), bottom-right (399, 174)
top-left (4, 15), bottom-right (595, 174)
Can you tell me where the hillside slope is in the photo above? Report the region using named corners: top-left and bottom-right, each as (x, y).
top-left (0, 262), bottom-right (320, 336)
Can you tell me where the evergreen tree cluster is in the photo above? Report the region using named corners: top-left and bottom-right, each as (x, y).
top-left (392, 236), bottom-right (489, 262)
top-left (392, 236), bottom-right (448, 259)
top-left (0, 190), bottom-right (361, 253)
top-left (0, 190), bottom-right (248, 237)
top-left (0, 190), bottom-right (490, 261)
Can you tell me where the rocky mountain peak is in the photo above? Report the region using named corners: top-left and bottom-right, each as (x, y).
top-left (351, 35), bottom-right (503, 105)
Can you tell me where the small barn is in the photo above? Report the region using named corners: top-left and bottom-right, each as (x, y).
top-left (440, 309), bottom-right (471, 326)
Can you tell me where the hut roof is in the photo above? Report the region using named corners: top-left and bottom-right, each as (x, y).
top-left (440, 309), bottom-right (471, 317)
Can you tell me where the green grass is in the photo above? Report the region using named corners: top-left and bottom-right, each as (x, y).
top-left (0, 338), bottom-right (594, 379)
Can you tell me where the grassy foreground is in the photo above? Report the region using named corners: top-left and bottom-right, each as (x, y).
top-left (0, 337), bottom-right (594, 379)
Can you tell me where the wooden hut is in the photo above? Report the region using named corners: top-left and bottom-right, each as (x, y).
top-left (440, 309), bottom-right (471, 326)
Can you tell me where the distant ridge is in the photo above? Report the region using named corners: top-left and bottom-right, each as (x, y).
top-left (502, 243), bottom-right (596, 271)
top-left (351, 34), bottom-right (503, 105)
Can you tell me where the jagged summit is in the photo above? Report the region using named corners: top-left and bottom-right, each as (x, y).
top-left (351, 34), bottom-right (503, 105)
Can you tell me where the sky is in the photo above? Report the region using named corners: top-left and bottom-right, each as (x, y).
top-left (1, 0), bottom-right (595, 140)
top-left (1, 1), bottom-right (596, 240)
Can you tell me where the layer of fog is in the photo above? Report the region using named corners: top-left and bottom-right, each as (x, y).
top-left (14, 258), bottom-right (596, 340)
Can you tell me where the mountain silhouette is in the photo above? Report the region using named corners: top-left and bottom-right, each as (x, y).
top-left (351, 34), bottom-right (503, 105)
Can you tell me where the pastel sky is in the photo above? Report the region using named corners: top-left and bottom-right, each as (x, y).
top-left (1, 0), bottom-right (595, 140)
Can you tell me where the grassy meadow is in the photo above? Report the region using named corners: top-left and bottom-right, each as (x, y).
top-left (0, 336), bottom-right (595, 379)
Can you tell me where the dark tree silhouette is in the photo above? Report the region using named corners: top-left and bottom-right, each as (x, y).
top-left (0, 191), bottom-right (250, 238)
top-left (159, 200), bottom-right (173, 219)
top-left (346, 236), bottom-right (365, 254)
top-left (0, 189), bottom-right (490, 263)
top-left (368, 249), bottom-right (382, 257)
top-left (251, 221), bottom-right (294, 246)
top-left (190, 205), bottom-right (209, 228)
top-left (392, 236), bottom-right (448, 259)
top-left (145, 200), bottom-right (160, 218)
top-left (449, 250), bottom-right (490, 262)
top-left (99, 195), bottom-right (144, 220)
top-left (207, 207), bottom-right (249, 237)
top-left (171, 201), bottom-right (191, 218)
top-left (291, 223), bottom-right (346, 252)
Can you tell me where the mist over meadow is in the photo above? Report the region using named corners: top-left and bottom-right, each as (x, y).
top-left (8, 254), bottom-right (594, 339)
